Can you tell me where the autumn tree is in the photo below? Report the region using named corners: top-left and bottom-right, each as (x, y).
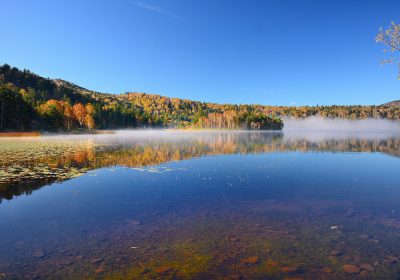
top-left (73, 103), bottom-right (87, 128)
top-left (85, 114), bottom-right (95, 130)
top-left (37, 100), bottom-right (65, 130)
top-left (63, 103), bottom-right (75, 130)
top-left (85, 103), bottom-right (95, 115)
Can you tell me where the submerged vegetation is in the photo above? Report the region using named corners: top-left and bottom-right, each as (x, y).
top-left (1, 139), bottom-right (400, 279)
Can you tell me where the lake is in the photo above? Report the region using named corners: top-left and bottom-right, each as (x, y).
top-left (1, 130), bottom-right (400, 279)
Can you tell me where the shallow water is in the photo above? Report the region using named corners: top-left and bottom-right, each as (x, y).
top-left (1, 130), bottom-right (400, 279)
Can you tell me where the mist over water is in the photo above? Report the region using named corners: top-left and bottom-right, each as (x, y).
top-left (4, 117), bottom-right (399, 146)
top-left (282, 117), bottom-right (400, 140)
top-left (283, 116), bottom-right (400, 132)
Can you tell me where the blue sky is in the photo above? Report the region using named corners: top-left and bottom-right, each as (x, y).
top-left (1, 0), bottom-right (399, 105)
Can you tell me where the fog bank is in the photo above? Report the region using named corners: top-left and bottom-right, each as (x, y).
top-left (283, 117), bottom-right (400, 132)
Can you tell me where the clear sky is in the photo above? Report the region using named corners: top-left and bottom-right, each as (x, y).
top-left (1, 0), bottom-right (399, 105)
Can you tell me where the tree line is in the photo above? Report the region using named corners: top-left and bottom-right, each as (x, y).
top-left (0, 64), bottom-right (284, 131)
top-left (1, 64), bottom-right (399, 132)
top-left (0, 83), bottom-right (96, 131)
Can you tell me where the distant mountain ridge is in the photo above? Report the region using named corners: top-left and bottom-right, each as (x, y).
top-left (382, 100), bottom-right (400, 107)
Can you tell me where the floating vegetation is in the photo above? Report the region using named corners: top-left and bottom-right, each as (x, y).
top-left (0, 139), bottom-right (94, 200)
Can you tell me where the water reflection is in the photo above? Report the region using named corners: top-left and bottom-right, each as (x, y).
top-left (0, 131), bottom-right (400, 279)
top-left (1, 131), bottom-right (400, 201)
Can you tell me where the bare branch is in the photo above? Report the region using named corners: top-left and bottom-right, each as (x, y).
top-left (376, 22), bottom-right (400, 78)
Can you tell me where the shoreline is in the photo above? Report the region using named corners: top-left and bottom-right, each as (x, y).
top-left (0, 128), bottom-right (285, 137)
top-left (0, 130), bottom-right (116, 137)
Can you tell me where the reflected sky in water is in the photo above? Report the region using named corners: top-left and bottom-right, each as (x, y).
top-left (0, 131), bottom-right (400, 279)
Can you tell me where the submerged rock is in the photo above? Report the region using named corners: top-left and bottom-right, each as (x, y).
top-left (386, 256), bottom-right (399, 265)
top-left (242, 256), bottom-right (259, 264)
top-left (360, 263), bottom-right (374, 272)
top-left (281, 266), bottom-right (302, 274)
top-left (90, 258), bottom-right (104, 264)
top-left (62, 259), bottom-right (74, 266)
top-left (75, 255), bottom-right (83, 260)
top-left (127, 219), bottom-right (141, 225)
top-left (155, 266), bottom-right (172, 274)
top-left (323, 268), bottom-right (333, 274)
top-left (223, 275), bottom-right (240, 280)
top-left (32, 250), bottom-right (45, 258)
top-left (359, 234), bottom-right (369, 239)
top-left (342, 264), bottom-right (361, 274)
top-left (95, 266), bottom-right (105, 274)
top-left (329, 250), bottom-right (343, 257)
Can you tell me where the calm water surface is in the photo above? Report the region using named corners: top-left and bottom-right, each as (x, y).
top-left (1, 130), bottom-right (400, 279)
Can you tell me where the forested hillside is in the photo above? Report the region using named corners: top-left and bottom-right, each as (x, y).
top-left (0, 64), bottom-right (283, 131)
top-left (382, 100), bottom-right (400, 108)
top-left (0, 64), bottom-right (399, 132)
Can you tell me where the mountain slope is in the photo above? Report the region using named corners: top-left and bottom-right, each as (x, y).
top-left (382, 100), bottom-right (400, 107)
top-left (0, 64), bottom-right (283, 131)
top-left (1, 64), bottom-right (400, 132)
